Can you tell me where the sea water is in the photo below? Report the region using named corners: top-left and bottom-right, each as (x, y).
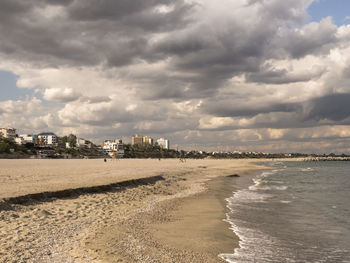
top-left (220, 161), bottom-right (350, 263)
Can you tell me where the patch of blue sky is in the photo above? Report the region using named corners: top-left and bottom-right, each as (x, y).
top-left (0, 70), bottom-right (64, 113)
top-left (307, 0), bottom-right (350, 26)
top-left (0, 70), bottom-right (35, 101)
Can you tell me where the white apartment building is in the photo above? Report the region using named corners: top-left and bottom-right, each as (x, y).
top-left (38, 132), bottom-right (58, 146)
top-left (157, 138), bottom-right (170, 149)
top-left (102, 139), bottom-right (124, 158)
top-left (76, 138), bottom-right (92, 148)
top-left (21, 134), bottom-right (38, 144)
top-left (0, 128), bottom-right (17, 139)
top-left (15, 134), bottom-right (38, 145)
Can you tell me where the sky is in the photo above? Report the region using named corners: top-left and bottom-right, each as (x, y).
top-left (1, 0), bottom-right (350, 153)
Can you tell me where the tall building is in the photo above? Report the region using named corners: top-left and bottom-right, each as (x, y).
top-left (157, 138), bottom-right (170, 149)
top-left (0, 127), bottom-right (17, 139)
top-left (132, 134), bottom-right (153, 146)
top-left (144, 136), bottom-right (153, 145)
top-left (132, 134), bottom-right (144, 145)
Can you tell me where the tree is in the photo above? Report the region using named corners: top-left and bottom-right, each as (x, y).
top-left (62, 134), bottom-right (77, 148)
top-left (0, 142), bottom-right (10, 153)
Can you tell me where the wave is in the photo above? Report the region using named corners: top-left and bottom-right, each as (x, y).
top-left (220, 168), bottom-right (285, 262)
top-left (220, 162), bottom-right (350, 263)
top-left (227, 190), bottom-right (273, 205)
top-left (249, 184), bottom-right (288, 191)
top-left (280, 200), bottom-right (292, 204)
top-left (248, 169), bottom-right (287, 191)
top-left (220, 215), bottom-right (279, 263)
top-left (301, 167), bottom-right (314, 172)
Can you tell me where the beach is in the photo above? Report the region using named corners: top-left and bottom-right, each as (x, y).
top-left (0, 159), bottom-right (268, 262)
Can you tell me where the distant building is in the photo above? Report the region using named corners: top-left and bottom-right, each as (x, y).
top-left (102, 139), bottom-right (124, 158)
top-left (15, 134), bottom-right (38, 145)
top-left (14, 137), bottom-right (23, 145)
top-left (76, 137), bottom-right (92, 148)
top-left (131, 134), bottom-right (153, 146)
top-left (64, 137), bottom-right (92, 148)
top-left (38, 132), bottom-right (58, 146)
top-left (144, 136), bottom-right (153, 145)
top-left (157, 138), bottom-right (169, 149)
top-left (0, 127), bottom-right (17, 139)
top-left (132, 134), bottom-right (144, 145)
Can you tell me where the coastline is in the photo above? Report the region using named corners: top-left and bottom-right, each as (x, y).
top-left (82, 161), bottom-right (269, 262)
top-left (0, 159), bottom-right (270, 262)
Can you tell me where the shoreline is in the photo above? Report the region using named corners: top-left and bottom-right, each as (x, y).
top-left (0, 159), bottom-right (271, 262)
top-left (82, 162), bottom-right (269, 262)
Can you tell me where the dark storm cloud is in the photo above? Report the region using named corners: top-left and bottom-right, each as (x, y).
top-left (68, 0), bottom-right (194, 31)
top-left (144, 0), bottom-right (322, 98)
top-left (69, 0), bottom-right (177, 21)
top-left (201, 99), bottom-right (300, 118)
top-left (0, 0), bottom-right (194, 67)
top-left (274, 17), bottom-right (338, 59)
top-left (200, 92), bottom-right (350, 130)
top-left (0, 0), bottom-right (337, 90)
top-left (45, 0), bottom-right (73, 5)
top-left (0, 0), bottom-right (32, 15)
top-left (305, 93), bottom-right (350, 121)
top-left (246, 65), bottom-right (324, 84)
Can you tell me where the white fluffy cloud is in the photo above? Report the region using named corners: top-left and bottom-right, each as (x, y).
top-left (44, 87), bottom-right (81, 102)
top-left (0, 98), bottom-right (42, 115)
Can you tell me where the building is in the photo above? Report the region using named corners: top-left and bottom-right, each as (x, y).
top-left (0, 127), bottom-right (17, 139)
top-left (144, 136), bottom-right (153, 145)
top-left (157, 138), bottom-right (170, 149)
top-left (15, 134), bottom-right (38, 145)
top-left (131, 134), bottom-right (153, 146)
top-left (76, 137), bottom-right (92, 148)
top-left (132, 134), bottom-right (144, 145)
top-left (102, 139), bottom-right (124, 158)
top-left (38, 132), bottom-right (58, 146)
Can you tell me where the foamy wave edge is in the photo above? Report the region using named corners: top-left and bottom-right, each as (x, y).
top-left (218, 168), bottom-right (284, 262)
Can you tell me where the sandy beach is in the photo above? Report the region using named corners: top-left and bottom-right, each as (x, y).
top-left (0, 159), bottom-right (269, 262)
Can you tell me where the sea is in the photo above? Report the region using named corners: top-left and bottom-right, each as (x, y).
top-left (220, 161), bottom-right (350, 263)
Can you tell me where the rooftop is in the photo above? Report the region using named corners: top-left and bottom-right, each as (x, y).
top-left (38, 132), bottom-right (56, 136)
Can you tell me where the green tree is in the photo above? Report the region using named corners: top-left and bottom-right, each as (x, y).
top-left (68, 134), bottom-right (77, 147)
top-left (62, 134), bottom-right (77, 148)
top-left (0, 142), bottom-right (10, 153)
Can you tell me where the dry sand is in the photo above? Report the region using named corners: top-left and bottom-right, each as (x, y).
top-left (0, 159), bottom-right (270, 262)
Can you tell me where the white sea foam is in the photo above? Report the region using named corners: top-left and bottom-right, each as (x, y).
top-left (301, 167), bottom-right (314, 172)
top-left (249, 184), bottom-right (288, 191)
top-left (220, 169), bottom-right (285, 262)
top-left (248, 170), bottom-right (287, 191)
top-left (228, 190), bottom-right (273, 204)
top-left (219, 216), bottom-right (280, 263)
top-left (275, 185), bottom-right (288, 190)
top-left (271, 161), bottom-right (284, 166)
top-left (280, 200), bottom-right (292, 204)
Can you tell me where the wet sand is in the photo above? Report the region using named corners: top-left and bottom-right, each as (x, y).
top-left (0, 159), bottom-right (269, 262)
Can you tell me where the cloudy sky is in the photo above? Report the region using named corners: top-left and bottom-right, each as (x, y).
top-left (1, 0), bottom-right (350, 153)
